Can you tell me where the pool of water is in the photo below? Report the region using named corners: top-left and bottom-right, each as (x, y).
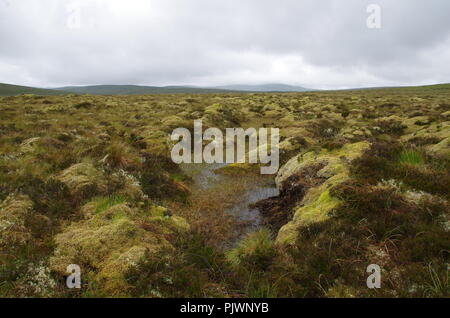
top-left (226, 186), bottom-right (279, 230)
top-left (179, 162), bottom-right (227, 189)
top-left (180, 163), bottom-right (279, 235)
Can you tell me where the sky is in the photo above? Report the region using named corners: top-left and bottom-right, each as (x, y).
top-left (0, 0), bottom-right (450, 90)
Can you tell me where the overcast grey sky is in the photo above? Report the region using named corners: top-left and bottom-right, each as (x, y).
top-left (0, 0), bottom-right (449, 89)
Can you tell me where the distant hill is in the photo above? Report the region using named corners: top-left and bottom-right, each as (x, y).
top-left (2, 83), bottom-right (313, 96)
top-left (0, 83), bottom-right (66, 96)
top-left (214, 83), bottom-right (314, 92)
top-left (54, 85), bottom-right (233, 95)
top-left (337, 83), bottom-right (450, 92)
top-left (1, 82), bottom-right (449, 97)
top-left (396, 83), bottom-right (450, 91)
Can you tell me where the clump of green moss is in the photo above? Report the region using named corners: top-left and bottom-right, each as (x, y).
top-left (49, 201), bottom-right (190, 296)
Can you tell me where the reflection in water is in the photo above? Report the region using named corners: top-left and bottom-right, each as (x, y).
top-left (180, 162), bottom-right (279, 235)
top-left (180, 162), bottom-right (227, 189)
top-left (226, 186), bottom-right (279, 230)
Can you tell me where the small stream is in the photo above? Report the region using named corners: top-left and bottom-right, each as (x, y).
top-left (180, 163), bottom-right (279, 236)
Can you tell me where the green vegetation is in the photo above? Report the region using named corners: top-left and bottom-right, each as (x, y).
top-left (398, 149), bottom-right (425, 165)
top-left (93, 195), bottom-right (128, 214)
top-left (0, 85), bottom-right (449, 298)
top-left (226, 228), bottom-right (275, 269)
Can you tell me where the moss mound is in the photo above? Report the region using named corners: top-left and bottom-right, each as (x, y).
top-left (50, 201), bottom-right (189, 295)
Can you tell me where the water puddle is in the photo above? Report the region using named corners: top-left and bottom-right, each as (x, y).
top-left (180, 163), bottom-right (279, 237)
top-left (179, 162), bottom-right (227, 189)
top-left (226, 186), bottom-right (279, 231)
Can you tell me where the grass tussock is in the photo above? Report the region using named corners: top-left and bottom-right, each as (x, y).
top-left (398, 149), bottom-right (425, 166)
top-left (226, 228), bottom-right (275, 269)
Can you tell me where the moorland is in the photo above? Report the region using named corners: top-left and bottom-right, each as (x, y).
top-left (0, 84), bottom-right (449, 297)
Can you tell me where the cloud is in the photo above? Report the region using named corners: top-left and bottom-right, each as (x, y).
top-left (0, 0), bottom-right (449, 89)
